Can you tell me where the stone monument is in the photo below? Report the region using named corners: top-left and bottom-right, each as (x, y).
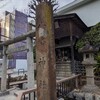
top-left (79, 43), bottom-right (99, 92)
top-left (36, 1), bottom-right (57, 100)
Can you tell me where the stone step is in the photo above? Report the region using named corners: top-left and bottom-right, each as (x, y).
top-left (56, 69), bottom-right (71, 72)
top-left (56, 63), bottom-right (71, 65)
top-left (56, 71), bottom-right (71, 74)
top-left (56, 72), bottom-right (71, 75)
top-left (56, 66), bottom-right (71, 68)
top-left (56, 70), bottom-right (71, 72)
top-left (56, 72), bottom-right (71, 77)
top-left (56, 67), bottom-right (71, 69)
top-left (56, 66), bottom-right (71, 69)
top-left (56, 74), bottom-right (71, 77)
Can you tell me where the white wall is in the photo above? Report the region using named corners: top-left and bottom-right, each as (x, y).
top-left (14, 59), bottom-right (27, 71)
top-left (62, 1), bottom-right (100, 27)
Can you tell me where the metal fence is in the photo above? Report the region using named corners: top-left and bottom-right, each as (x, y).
top-left (16, 74), bottom-right (81, 100)
top-left (74, 61), bottom-right (86, 75)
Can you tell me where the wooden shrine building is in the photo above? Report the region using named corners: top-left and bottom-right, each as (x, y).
top-left (54, 13), bottom-right (89, 75)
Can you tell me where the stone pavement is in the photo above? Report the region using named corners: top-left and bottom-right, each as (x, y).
top-left (0, 88), bottom-right (22, 100)
top-left (0, 95), bottom-right (16, 100)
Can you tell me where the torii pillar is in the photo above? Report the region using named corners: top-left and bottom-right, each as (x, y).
top-left (1, 45), bottom-right (8, 91)
top-left (27, 37), bottom-right (35, 99)
top-left (27, 37), bottom-right (35, 89)
top-left (36, 2), bottom-right (57, 100)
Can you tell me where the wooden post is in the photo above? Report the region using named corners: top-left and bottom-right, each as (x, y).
top-left (75, 77), bottom-right (78, 89)
top-left (69, 22), bottom-right (75, 74)
top-left (7, 74), bottom-right (11, 89)
top-left (36, 2), bottom-right (57, 100)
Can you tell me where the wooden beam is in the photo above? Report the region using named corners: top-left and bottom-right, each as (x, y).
top-left (0, 30), bottom-right (35, 46)
top-left (69, 21), bottom-right (75, 73)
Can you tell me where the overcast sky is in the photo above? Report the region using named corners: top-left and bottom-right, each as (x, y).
top-left (0, 0), bottom-right (74, 17)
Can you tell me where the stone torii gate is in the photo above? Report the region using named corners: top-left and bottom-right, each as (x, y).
top-left (0, 30), bottom-right (35, 91)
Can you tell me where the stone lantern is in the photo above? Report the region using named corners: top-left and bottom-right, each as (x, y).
top-left (79, 43), bottom-right (99, 92)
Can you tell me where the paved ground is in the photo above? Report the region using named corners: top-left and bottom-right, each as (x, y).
top-left (0, 88), bottom-right (21, 100)
top-left (0, 95), bottom-right (16, 100)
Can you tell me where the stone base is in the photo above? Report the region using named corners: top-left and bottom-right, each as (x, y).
top-left (67, 89), bottom-right (100, 100)
top-left (81, 85), bottom-right (99, 92)
top-left (0, 91), bottom-right (9, 96)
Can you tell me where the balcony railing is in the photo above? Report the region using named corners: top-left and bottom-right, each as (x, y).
top-left (15, 74), bottom-right (81, 100)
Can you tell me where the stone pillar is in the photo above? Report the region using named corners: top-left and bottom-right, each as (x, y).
top-left (82, 62), bottom-right (99, 92)
top-left (27, 37), bottom-right (35, 89)
top-left (80, 47), bottom-right (99, 92)
top-left (86, 65), bottom-right (94, 86)
top-left (1, 46), bottom-right (8, 91)
top-left (36, 2), bottom-right (57, 100)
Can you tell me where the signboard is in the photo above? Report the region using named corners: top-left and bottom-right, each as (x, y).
top-left (14, 10), bottom-right (28, 59)
top-left (14, 10), bottom-right (28, 36)
top-left (6, 45), bottom-right (27, 54)
top-left (8, 59), bottom-right (16, 69)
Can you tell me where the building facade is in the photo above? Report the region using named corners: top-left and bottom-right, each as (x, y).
top-left (54, 0), bottom-right (100, 75)
top-left (57, 0), bottom-right (100, 27)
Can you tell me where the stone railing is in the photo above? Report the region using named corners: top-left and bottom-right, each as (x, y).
top-left (15, 88), bottom-right (37, 100)
top-left (15, 74), bottom-right (81, 100)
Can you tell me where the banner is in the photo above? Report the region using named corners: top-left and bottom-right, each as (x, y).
top-left (14, 10), bottom-right (28, 59)
top-left (14, 10), bottom-right (28, 36)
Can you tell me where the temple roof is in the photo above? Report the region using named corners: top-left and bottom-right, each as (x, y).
top-left (54, 13), bottom-right (88, 31)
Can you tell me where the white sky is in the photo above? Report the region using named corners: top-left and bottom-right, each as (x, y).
top-left (0, 0), bottom-right (74, 71)
top-left (0, 0), bottom-right (74, 17)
